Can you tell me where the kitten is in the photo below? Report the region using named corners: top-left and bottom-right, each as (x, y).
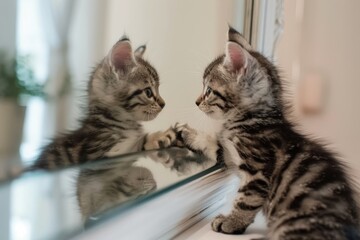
top-left (77, 159), bottom-right (156, 220)
top-left (176, 27), bottom-right (360, 239)
top-left (32, 37), bottom-right (176, 170)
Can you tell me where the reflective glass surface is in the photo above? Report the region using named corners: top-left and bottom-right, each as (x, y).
top-left (0, 148), bottom-right (218, 240)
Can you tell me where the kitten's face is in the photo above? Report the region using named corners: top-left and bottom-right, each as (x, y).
top-left (196, 57), bottom-right (239, 120)
top-left (90, 38), bottom-right (165, 121)
top-left (196, 28), bottom-right (279, 120)
top-left (119, 57), bottom-right (165, 121)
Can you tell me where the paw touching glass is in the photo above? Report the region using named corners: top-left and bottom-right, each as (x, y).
top-left (143, 126), bottom-right (178, 150)
top-left (173, 123), bottom-right (198, 147)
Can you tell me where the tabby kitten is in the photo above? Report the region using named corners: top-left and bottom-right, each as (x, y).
top-left (177, 27), bottom-right (360, 239)
top-left (33, 37), bottom-right (176, 170)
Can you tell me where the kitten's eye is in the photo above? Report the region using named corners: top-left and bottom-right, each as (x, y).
top-left (144, 88), bottom-right (153, 98)
top-left (206, 87), bottom-right (212, 96)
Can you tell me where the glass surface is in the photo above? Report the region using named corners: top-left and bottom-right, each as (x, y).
top-left (0, 148), bottom-right (218, 240)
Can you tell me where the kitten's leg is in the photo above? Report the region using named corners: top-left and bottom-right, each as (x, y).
top-left (176, 124), bottom-right (267, 233)
top-left (143, 127), bottom-right (178, 150)
top-left (175, 124), bottom-right (221, 162)
top-left (212, 176), bottom-right (269, 234)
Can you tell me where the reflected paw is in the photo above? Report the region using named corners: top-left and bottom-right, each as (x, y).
top-left (211, 214), bottom-right (246, 234)
top-left (147, 150), bottom-right (174, 168)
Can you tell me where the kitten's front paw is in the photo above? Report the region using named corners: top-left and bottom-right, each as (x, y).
top-left (143, 127), bottom-right (177, 150)
top-left (212, 214), bottom-right (246, 234)
top-left (174, 123), bottom-right (197, 147)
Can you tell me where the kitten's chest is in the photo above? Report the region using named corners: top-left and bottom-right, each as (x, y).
top-left (105, 130), bottom-right (143, 157)
top-left (220, 131), bottom-right (243, 166)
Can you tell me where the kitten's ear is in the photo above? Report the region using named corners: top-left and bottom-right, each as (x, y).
top-left (134, 45), bottom-right (146, 58)
top-left (224, 41), bottom-right (248, 73)
top-left (109, 37), bottom-right (136, 72)
top-left (228, 25), bottom-right (252, 51)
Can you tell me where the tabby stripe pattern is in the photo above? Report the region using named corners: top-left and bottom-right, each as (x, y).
top-left (184, 27), bottom-right (360, 239)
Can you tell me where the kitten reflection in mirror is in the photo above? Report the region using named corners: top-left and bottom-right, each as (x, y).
top-left (175, 27), bottom-right (360, 239)
top-left (77, 160), bottom-right (156, 221)
top-left (77, 148), bottom-right (214, 222)
top-left (32, 37), bottom-right (177, 170)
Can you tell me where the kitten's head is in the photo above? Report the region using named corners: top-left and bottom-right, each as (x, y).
top-left (89, 37), bottom-right (165, 121)
top-left (196, 27), bottom-right (283, 120)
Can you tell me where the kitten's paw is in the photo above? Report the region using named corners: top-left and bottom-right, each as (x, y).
top-left (211, 214), bottom-right (246, 234)
top-left (174, 123), bottom-right (197, 147)
top-left (143, 127), bottom-right (177, 150)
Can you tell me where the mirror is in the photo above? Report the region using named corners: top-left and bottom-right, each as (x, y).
top-left (0, 0), bottom-right (247, 175)
top-left (0, 1), bottom-right (250, 239)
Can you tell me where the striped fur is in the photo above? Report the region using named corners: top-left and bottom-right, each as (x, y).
top-left (177, 28), bottom-right (360, 239)
top-left (32, 38), bottom-right (174, 170)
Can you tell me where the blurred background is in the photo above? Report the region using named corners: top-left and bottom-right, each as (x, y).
top-left (275, 0), bottom-right (360, 180)
top-left (0, 0), bottom-right (359, 179)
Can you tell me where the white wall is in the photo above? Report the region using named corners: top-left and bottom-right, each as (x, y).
top-left (103, 0), bottom-right (238, 132)
top-left (274, 1), bottom-right (303, 115)
top-left (276, 0), bottom-right (360, 177)
top-left (67, 0), bottom-right (108, 129)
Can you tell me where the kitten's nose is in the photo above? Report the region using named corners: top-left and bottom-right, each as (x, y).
top-left (157, 97), bottom-right (165, 109)
top-left (195, 96), bottom-right (202, 106)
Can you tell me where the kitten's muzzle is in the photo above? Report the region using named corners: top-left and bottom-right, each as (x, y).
top-left (156, 97), bottom-right (165, 109)
top-left (195, 96), bottom-right (203, 106)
